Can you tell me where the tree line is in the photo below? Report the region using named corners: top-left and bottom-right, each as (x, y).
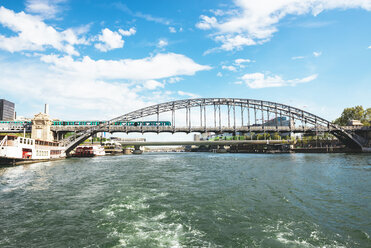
top-left (334, 106), bottom-right (371, 126)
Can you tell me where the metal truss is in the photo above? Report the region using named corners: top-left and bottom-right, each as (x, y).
top-left (61, 98), bottom-right (366, 153)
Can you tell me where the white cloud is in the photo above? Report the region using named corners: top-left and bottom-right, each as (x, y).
top-left (210, 9), bottom-right (227, 16)
top-left (313, 51), bottom-right (322, 57)
top-left (167, 77), bottom-right (183, 83)
top-left (25, 0), bottom-right (65, 19)
top-left (234, 81), bottom-right (243, 85)
top-left (0, 54), bottom-right (206, 119)
top-left (169, 27), bottom-right (176, 33)
top-left (292, 56), bottom-right (305, 60)
top-left (217, 72), bottom-right (223, 77)
top-left (177, 91), bottom-right (200, 98)
top-left (241, 72), bottom-right (318, 88)
top-left (95, 28), bottom-right (124, 52)
top-left (0, 6), bottom-right (85, 55)
top-left (195, 15), bottom-right (218, 30)
top-left (234, 58), bottom-right (252, 68)
top-left (0, 59), bottom-right (149, 119)
top-left (143, 80), bottom-right (164, 90)
top-left (235, 58), bottom-right (251, 64)
top-left (118, 27), bottom-right (136, 36)
top-left (222, 65), bottom-right (237, 72)
top-left (157, 39), bottom-right (168, 48)
top-left (215, 34), bottom-right (256, 51)
top-left (196, 0), bottom-right (371, 51)
top-left (114, 2), bottom-right (171, 25)
top-left (368, 45), bottom-right (371, 49)
top-left (40, 52), bottom-right (211, 80)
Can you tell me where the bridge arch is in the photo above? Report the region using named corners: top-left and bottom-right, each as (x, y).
top-left (62, 98), bottom-right (366, 153)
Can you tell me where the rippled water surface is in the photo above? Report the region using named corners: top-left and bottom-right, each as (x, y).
top-left (0, 153), bottom-right (370, 247)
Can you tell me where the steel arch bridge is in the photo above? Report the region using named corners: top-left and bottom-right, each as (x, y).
top-left (61, 98), bottom-right (368, 153)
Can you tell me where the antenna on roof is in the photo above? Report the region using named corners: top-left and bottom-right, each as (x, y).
top-left (44, 104), bottom-right (49, 115)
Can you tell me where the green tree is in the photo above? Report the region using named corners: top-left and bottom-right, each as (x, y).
top-left (364, 108), bottom-right (371, 125)
top-left (334, 106), bottom-right (371, 126)
top-left (271, 132), bottom-right (281, 140)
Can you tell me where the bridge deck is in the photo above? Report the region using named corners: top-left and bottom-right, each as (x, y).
top-left (1, 125), bottom-right (369, 133)
top-left (119, 140), bottom-right (291, 146)
top-left (51, 126), bottom-right (368, 133)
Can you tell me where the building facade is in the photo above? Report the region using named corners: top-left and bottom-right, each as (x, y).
top-left (0, 99), bottom-right (15, 121)
top-left (263, 117), bottom-right (293, 127)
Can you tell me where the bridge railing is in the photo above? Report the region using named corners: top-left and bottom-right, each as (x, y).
top-left (51, 125), bottom-right (336, 133)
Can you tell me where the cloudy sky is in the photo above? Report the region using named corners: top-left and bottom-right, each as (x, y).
top-left (0, 0), bottom-right (370, 121)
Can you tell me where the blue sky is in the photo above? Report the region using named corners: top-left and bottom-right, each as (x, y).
top-left (0, 0), bottom-right (370, 122)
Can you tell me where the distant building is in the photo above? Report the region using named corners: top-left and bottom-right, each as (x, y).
top-left (263, 116), bottom-right (292, 127)
top-left (348, 120), bottom-right (363, 126)
top-left (0, 99), bottom-right (15, 121)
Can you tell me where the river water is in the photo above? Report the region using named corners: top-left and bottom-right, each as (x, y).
top-left (0, 153), bottom-right (370, 247)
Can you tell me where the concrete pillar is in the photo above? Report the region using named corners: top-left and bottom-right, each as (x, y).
top-left (132, 145), bottom-right (143, 155)
top-left (123, 148), bottom-right (132, 155)
top-left (216, 145), bottom-right (227, 153)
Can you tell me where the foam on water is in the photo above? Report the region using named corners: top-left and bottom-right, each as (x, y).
top-left (1, 153), bottom-right (370, 247)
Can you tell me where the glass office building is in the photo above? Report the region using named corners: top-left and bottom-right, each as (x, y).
top-left (0, 99), bottom-right (15, 121)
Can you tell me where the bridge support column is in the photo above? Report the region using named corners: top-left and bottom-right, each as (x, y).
top-left (132, 145), bottom-right (143, 155)
top-left (216, 145), bottom-right (227, 153)
top-left (54, 131), bottom-right (65, 141)
top-left (123, 148), bottom-right (132, 155)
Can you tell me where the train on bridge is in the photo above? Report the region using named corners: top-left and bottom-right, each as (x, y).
top-left (0, 120), bottom-right (171, 127)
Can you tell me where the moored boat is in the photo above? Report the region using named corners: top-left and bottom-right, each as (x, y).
top-left (72, 145), bottom-right (105, 157)
top-left (0, 135), bottom-right (66, 165)
top-left (103, 141), bottom-right (123, 155)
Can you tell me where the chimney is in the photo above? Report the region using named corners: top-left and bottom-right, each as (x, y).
top-left (44, 104), bottom-right (49, 115)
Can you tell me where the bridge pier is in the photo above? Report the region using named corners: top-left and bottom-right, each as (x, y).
top-left (216, 145), bottom-right (227, 153)
top-left (132, 145), bottom-right (143, 155)
top-left (53, 131), bottom-right (66, 141)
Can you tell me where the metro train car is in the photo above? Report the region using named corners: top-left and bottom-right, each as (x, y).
top-left (1, 121), bottom-right (172, 127)
top-left (51, 121), bottom-right (171, 126)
